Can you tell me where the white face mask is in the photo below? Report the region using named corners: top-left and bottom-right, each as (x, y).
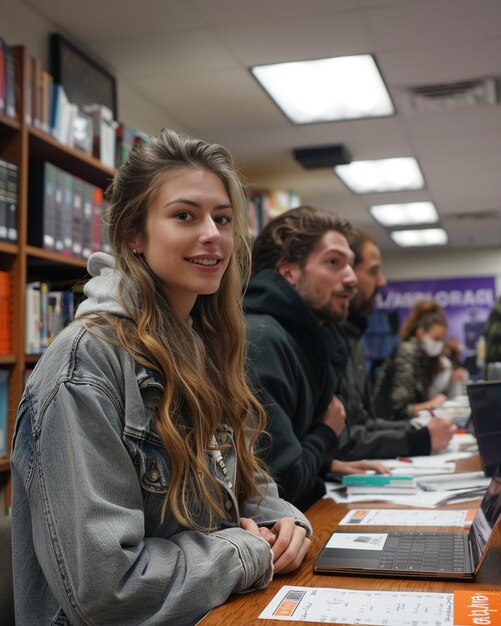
top-left (421, 335), bottom-right (444, 357)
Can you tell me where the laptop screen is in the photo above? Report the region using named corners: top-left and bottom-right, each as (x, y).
top-left (467, 381), bottom-right (501, 476)
top-left (468, 468), bottom-right (501, 568)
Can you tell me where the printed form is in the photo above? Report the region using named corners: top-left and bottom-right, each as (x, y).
top-left (258, 586), bottom-right (501, 625)
top-left (338, 508), bottom-right (475, 527)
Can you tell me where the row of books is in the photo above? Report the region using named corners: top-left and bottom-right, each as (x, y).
top-left (27, 58), bottom-right (148, 168)
top-left (25, 281), bottom-right (82, 355)
top-left (247, 189), bottom-right (301, 237)
top-left (28, 161), bottom-right (111, 259)
top-left (0, 158), bottom-right (18, 243)
top-left (0, 271), bottom-right (11, 354)
top-left (0, 36), bottom-right (148, 170)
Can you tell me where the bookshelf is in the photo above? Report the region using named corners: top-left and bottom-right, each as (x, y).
top-left (0, 46), bottom-right (115, 507)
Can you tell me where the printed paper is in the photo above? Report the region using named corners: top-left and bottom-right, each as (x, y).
top-left (339, 508), bottom-right (475, 527)
top-left (325, 532), bottom-right (388, 551)
top-left (258, 587), bottom-right (501, 625)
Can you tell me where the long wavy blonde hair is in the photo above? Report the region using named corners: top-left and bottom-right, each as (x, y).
top-left (85, 128), bottom-right (268, 531)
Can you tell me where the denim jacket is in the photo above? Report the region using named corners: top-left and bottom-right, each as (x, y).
top-left (10, 253), bottom-right (311, 626)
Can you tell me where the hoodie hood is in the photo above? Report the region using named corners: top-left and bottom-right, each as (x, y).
top-left (244, 269), bottom-right (349, 375)
top-left (75, 252), bottom-right (131, 319)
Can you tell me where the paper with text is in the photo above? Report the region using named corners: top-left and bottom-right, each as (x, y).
top-left (325, 532), bottom-right (388, 551)
top-left (259, 587), bottom-right (453, 624)
top-left (259, 587), bottom-right (501, 625)
top-left (339, 508), bottom-right (475, 527)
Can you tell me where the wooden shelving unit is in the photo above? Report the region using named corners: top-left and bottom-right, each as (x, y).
top-left (0, 46), bottom-right (114, 504)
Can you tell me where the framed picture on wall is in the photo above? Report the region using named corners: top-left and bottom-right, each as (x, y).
top-left (50, 33), bottom-right (118, 120)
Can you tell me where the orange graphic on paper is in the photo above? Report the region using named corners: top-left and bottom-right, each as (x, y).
top-left (454, 590), bottom-right (501, 626)
top-left (274, 600), bottom-right (299, 616)
top-left (464, 510), bottom-right (476, 525)
top-left (351, 510), bottom-right (368, 521)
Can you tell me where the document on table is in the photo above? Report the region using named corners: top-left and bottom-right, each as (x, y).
top-left (324, 482), bottom-right (484, 507)
top-left (338, 508), bottom-right (475, 527)
top-left (383, 450), bottom-right (475, 473)
top-left (259, 586), bottom-right (501, 625)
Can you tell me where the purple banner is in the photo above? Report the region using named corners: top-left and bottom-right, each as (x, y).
top-left (374, 276), bottom-right (496, 360)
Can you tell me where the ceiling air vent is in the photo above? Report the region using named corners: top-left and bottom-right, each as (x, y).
top-left (443, 210), bottom-right (501, 222)
top-left (410, 78), bottom-right (500, 111)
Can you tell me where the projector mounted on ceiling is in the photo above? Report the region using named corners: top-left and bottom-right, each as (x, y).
top-left (293, 144), bottom-right (352, 169)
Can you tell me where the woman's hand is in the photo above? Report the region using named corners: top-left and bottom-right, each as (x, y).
top-left (240, 517), bottom-right (311, 574)
top-left (329, 459), bottom-right (391, 475)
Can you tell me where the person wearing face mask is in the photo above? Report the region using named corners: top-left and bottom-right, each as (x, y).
top-left (373, 299), bottom-right (452, 421)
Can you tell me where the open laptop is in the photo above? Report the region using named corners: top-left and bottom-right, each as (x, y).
top-left (313, 466), bottom-right (501, 580)
top-left (467, 381), bottom-right (501, 476)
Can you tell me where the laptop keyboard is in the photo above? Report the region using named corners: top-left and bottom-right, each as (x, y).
top-left (377, 532), bottom-right (467, 572)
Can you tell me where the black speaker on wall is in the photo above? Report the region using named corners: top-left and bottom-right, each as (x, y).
top-left (293, 144), bottom-right (352, 169)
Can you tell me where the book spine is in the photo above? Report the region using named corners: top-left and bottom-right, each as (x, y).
top-left (61, 290), bottom-right (74, 327)
top-left (0, 159), bottom-right (7, 242)
top-left (39, 281), bottom-right (49, 350)
top-left (91, 186), bottom-right (103, 253)
top-left (115, 121), bottom-right (135, 168)
top-left (0, 369), bottom-right (8, 457)
top-left (4, 43), bottom-right (16, 119)
top-left (71, 177), bottom-right (84, 258)
top-left (47, 291), bottom-right (62, 342)
top-left (25, 282), bottom-right (41, 354)
top-left (0, 271), bottom-right (12, 355)
top-left (43, 163), bottom-right (56, 250)
top-left (53, 166), bottom-right (64, 252)
top-left (30, 57), bottom-right (41, 129)
top-left (0, 38), bottom-right (6, 114)
top-left (19, 48), bottom-right (32, 126)
top-left (82, 183), bottom-right (93, 258)
top-left (28, 161), bottom-right (54, 250)
top-left (61, 171), bottom-right (73, 257)
top-left (41, 71), bottom-right (53, 134)
top-left (101, 200), bottom-right (112, 254)
top-left (6, 161), bottom-right (19, 243)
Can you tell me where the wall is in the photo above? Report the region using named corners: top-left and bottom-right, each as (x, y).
top-left (0, 0), bottom-right (181, 134)
top-left (382, 246), bottom-right (501, 294)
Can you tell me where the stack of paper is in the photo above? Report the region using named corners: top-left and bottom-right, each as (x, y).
top-left (418, 471), bottom-right (490, 497)
top-left (342, 474), bottom-right (416, 495)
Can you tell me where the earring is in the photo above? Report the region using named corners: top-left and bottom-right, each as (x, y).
top-left (132, 248), bottom-right (137, 254)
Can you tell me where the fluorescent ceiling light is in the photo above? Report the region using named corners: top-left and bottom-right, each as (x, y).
top-left (391, 228), bottom-right (448, 247)
top-left (251, 54), bottom-right (394, 124)
top-left (334, 157), bottom-right (425, 193)
top-left (370, 202), bottom-right (439, 226)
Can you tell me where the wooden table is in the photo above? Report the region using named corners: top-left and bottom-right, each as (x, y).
top-left (199, 456), bottom-right (501, 625)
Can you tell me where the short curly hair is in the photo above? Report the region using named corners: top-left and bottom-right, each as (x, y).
top-left (252, 205), bottom-right (352, 275)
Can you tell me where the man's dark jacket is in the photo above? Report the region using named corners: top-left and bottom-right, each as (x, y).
top-left (336, 312), bottom-right (431, 459)
top-left (244, 270), bottom-right (349, 511)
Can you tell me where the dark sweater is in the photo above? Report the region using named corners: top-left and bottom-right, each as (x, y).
top-left (337, 312), bottom-right (430, 459)
top-left (244, 270), bottom-right (349, 511)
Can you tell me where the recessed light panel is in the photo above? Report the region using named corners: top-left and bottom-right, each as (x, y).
top-left (390, 228), bottom-right (448, 247)
top-left (370, 202), bottom-right (439, 226)
top-left (335, 157), bottom-right (425, 193)
top-left (251, 54), bottom-right (394, 124)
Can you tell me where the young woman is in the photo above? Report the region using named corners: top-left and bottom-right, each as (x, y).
top-left (10, 129), bottom-right (311, 625)
top-left (373, 299), bottom-right (451, 420)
